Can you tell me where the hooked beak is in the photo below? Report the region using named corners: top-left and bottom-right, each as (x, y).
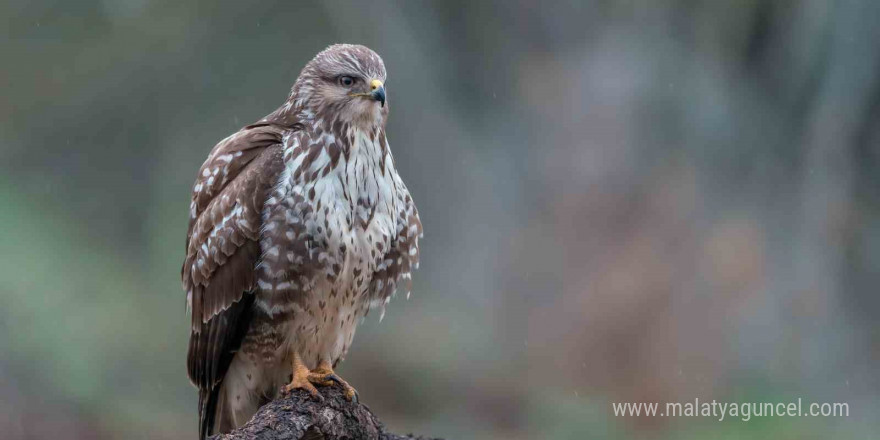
top-left (370, 79), bottom-right (386, 107)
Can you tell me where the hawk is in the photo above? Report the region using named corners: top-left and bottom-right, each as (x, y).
top-left (182, 44), bottom-right (422, 439)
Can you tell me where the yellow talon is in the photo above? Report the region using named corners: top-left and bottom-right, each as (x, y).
top-left (281, 355), bottom-right (359, 403)
top-left (311, 360), bottom-right (359, 403)
top-left (281, 352), bottom-right (322, 399)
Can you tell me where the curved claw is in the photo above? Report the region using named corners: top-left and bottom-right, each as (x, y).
top-left (322, 373), bottom-right (340, 384)
top-left (311, 372), bottom-right (358, 402)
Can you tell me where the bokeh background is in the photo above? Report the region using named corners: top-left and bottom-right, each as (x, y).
top-left (2, 1), bottom-right (879, 439)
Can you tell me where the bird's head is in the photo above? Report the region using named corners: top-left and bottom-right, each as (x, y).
top-left (290, 44), bottom-right (388, 129)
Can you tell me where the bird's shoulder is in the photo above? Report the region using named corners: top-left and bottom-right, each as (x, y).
top-left (186, 122), bottom-right (291, 237)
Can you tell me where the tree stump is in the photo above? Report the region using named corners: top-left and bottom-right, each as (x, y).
top-left (208, 386), bottom-right (443, 440)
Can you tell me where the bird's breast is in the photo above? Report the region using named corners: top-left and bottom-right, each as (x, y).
top-left (259, 127), bottom-right (399, 303)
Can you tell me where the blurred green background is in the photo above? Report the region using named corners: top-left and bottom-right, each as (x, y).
top-left (2, 1), bottom-right (879, 439)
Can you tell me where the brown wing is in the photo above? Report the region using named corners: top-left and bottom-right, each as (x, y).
top-left (181, 122), bottom-right (287, 439)
top-left (183, 122), bottom-right (286, 330)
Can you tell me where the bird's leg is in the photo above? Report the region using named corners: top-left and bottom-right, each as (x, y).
top-left (308, 360), bottom-right (359, 402)
top-left (281, 352), bottom-right (321, 399)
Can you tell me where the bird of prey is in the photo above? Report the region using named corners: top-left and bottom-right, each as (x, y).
top-left (182, 44), bottom-right (422, 439)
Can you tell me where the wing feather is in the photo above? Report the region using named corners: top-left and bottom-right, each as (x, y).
top-left (181, 122), bottom-right (288, 439)
top-left (183, 123), bottom-right (286, 328)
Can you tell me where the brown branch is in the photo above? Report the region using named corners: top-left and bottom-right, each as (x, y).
top-left (208, 386), bottom-right (444, 440)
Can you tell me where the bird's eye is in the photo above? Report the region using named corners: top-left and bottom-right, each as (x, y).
top-left (339, 76), bottom-right (355, 87)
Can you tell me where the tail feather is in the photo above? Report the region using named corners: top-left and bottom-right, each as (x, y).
top-left (199, 385), bottom-right (222, 440)
top-left (188, 293), bottom-right (255, 439)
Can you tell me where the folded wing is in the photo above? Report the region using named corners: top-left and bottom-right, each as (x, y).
top-left (181, 122), bottom-right (287, 439)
